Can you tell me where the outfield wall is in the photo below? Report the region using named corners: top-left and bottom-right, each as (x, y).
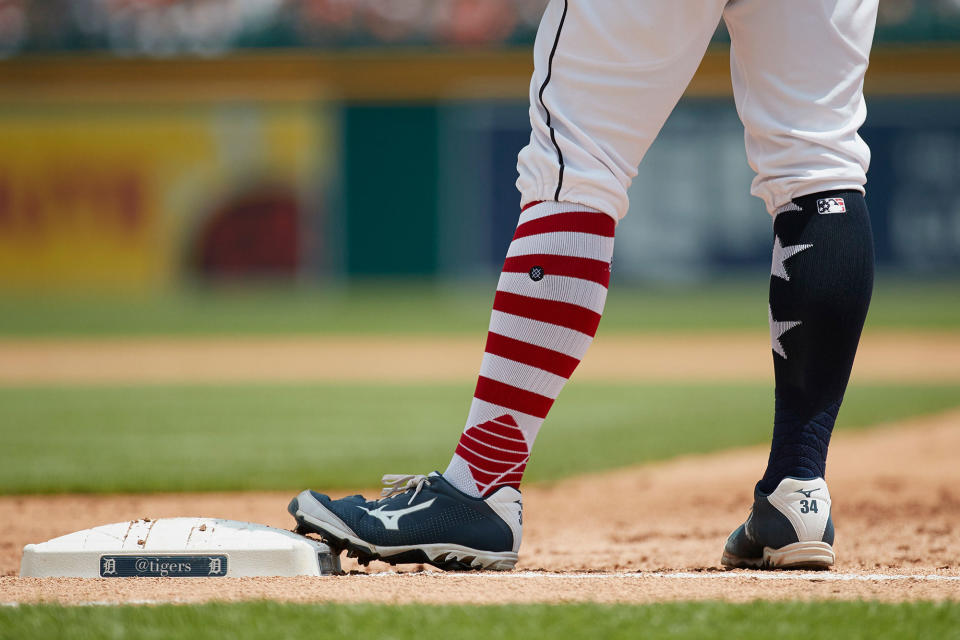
top-left (1, 48), bottom-right (959, 290)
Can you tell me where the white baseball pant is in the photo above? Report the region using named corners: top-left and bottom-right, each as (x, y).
top-left (516, 0), bottom-right (879, 218)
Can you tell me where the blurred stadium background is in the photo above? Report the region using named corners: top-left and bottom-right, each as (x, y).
top-left (3, 7), bottom-right (960, 624)
top-left (0, 0), bottom-right (958, 297)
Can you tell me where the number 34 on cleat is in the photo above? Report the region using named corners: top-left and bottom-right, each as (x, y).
top-left (799, 499), bottom-right (819, 514)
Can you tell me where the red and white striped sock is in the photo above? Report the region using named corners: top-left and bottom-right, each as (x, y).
top-left (443, 201), bottom-right (616, 497)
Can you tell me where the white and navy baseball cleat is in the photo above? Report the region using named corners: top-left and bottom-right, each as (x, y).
top-left (288, 472), bottom-right (521, 571)
top-left (721, 476), bottom-right (835, 570)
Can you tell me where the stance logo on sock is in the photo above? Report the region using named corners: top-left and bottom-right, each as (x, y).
top-left (454, 415), bottom-right (530, 496)
top-left (817, 198), bottom-right (846, 214)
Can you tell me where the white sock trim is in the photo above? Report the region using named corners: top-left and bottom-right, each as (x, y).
top-left (506, 232), bottom-right (615, 262)
top-left (518, 201), bottom-right (604, 226)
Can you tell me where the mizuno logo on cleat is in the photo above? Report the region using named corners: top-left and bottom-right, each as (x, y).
top-left (794, 488), bottom-right (821, 498)
top-left (357, 499), bottom-right (436, 530)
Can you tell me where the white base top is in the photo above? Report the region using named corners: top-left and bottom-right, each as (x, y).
top-left (20, 518), bottom-right (340, 578)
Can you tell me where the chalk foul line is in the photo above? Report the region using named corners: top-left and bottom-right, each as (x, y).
top-left (365, 571), bottom-right (960, 582)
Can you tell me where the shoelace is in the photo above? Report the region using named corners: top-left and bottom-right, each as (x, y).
top-left (379, 474), bottom-right (431, 505)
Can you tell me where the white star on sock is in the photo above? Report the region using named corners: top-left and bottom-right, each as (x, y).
top-left (769, 305), bottom-right (801, 359)
top-left (771, 235), bottom-right (812, 282)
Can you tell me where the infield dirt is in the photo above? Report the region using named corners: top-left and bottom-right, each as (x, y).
top-left (2, 408), bottom-right (959, 604)
top-left (1, 330), bottom-right (958, 604)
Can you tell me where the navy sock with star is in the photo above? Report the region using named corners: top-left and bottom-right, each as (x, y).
top-left (759, 190), bottom-right (874, 494)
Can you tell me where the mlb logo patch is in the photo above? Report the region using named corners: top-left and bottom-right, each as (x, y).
top-left (817, 198), bottom-right (846, 214)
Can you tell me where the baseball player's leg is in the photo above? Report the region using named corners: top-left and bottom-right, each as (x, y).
top-left (291, 0), bottom-right (729, 571)
top-left (725, 0), bottom-right (877, 210)
top-left (445, 0), bottom-right (727, 498)
top-left (721, 0), bottom-right (878, 569)
top-left (516, 0), bottom-right (727, 220)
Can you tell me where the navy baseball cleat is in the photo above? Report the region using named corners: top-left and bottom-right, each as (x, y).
top-left (288, 472), bottom-right (521, 571)
top-left (722, 476), bottom-right (835, 570)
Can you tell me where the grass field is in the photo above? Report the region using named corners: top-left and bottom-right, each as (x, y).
top-left (3, 601), bottom-right (960, 639)
top-left (1, 278), bottom-right (958, 336)
top-left (1, 382), bottom-right (957, 493)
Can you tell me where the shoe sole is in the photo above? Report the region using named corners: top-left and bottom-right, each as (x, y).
top-left (288, 496), bottom-right (518, 572)
top-left (721, 541), bottom-right (835, 570)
